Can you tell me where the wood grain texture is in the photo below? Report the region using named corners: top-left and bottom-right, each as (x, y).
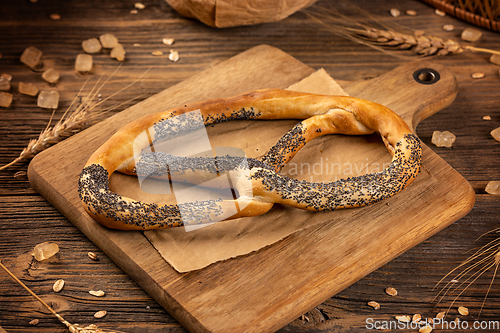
top-left (0, 0), bottom-right (499, 332)
top-left (25, 45), bottom-right (474, 333)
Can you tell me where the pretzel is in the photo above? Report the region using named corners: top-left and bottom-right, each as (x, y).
top-left (78, 89), bottom-right (422, 230)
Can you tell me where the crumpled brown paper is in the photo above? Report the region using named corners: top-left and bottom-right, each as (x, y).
top-left (165, 0), bottom-right (318, 28)
top-left (110, 69), bottom-right (389, 273)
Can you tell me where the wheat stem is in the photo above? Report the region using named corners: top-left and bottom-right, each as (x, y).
top-left (465, 45), bottom-right (500, 55)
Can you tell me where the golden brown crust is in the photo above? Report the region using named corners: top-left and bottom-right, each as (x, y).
top-left (78, 89), bottom-right (422, 230)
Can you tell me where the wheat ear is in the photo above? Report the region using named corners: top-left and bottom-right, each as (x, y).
top-left (0, 259), bottom-right (125, 333)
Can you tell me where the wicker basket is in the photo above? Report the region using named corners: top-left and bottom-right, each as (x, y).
top-left (421, 0), bottom-right (500, 31)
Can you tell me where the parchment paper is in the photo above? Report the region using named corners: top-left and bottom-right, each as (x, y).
top-left (109, 69), bottom-right (392, 272)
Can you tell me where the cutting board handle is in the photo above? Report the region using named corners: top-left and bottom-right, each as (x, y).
top-left (339, 60), bottom-right (458, 132)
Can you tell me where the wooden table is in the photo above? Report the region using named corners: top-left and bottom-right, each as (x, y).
top-left (1, 0), bottom-right (499, 332)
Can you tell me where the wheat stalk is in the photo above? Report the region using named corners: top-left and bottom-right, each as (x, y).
top-left (433, 230), bottom-right (500, 319)
top-left (0, 259), bottom-right (125, 333)
top-left (0, 66), bottom-right (149, 172)
top-left (303, 3), bottom-right (500, 59)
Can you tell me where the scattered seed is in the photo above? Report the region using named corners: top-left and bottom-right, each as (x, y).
top-left (450, 279), bottom-right (459, 283)
top-left (461, 27), bottom-right (482, 42)
top-left (168, 49), bottom-right (179, 62)
top-left (406, 10), bottom-right (417, 16)
top-left (94, 310), bottom-right (107, 318)
top-left (301, 314), bottom-right (310, 322)
top-left (88, 252), bottom-right (98, 260)
top-left (472, 72), bottom-right (484, 79)
top-left (367, 301), bottom-right (380, 310)
top-left (419, 325), bottom-right (433, 333)
top-left (385, 287), bottom-right (398, 296)
top-left (50, 13), bottom-right (61, 20)
top-left (485, 181), bottom-right (500, 195)
top-left (14, 171), bottom-right (27, 179)
top-left (443, 24), bottom-right (455, 31)
top-left (162, 38), bottom-right (175, 45)
top-left (151, 50), bottom-right (163, 56)
top-left (436, 311), bottom-right (445, 319)
top-left (412, 313), bottom-right (422, 322)
top-left (135, 2), bottom-right (145, 9)
top-left (483, 115), bottom-right (491, 120)
top-left (130, 9), bottom-right (138, 14)
top-left (53, 279), bottom-right (65, 292)
top-left (395, 315), bottom-right (411, 322)
top-left (133, 43), bottom-right (141, 47)
top-left (29, 319), bottom-right (39, 326)
top-left (390, 8), bottom-right (400, 17)
top-left (435, 9), bottom-right (446, 17)
top-left (89, 290), bottom-right (105, 297)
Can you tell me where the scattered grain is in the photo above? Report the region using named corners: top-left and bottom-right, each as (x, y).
top-left (50, 13), bottom-right (61, 20)
top-left (88, 252), bottom-right (98, 261)
top-left (133, 43), bottom-right (141, 47)
top-left (53, 279), bottom-right (65, 292)
top-left (151, 50), bottom-right (163, 56)
top-left (162, 38), bottom-right (175, 45)
top-left (367, 301), bottom-right (380, 310)
top-left (168, 49), bottom-right (179, 62)
top-left (32, 242), bottom-right (59, 261)
top-left (37, 90), bottom-right (59, 109)
top-left (406, 10), bottom-right (417, 16)
top-left (110, 43), bottom-right (126, 61)
top-left (482, 115), bottom-right (491, 120)
top-left (82, 38), bottom-right (102, 54)
top-left (435, 9), bottom-right (446, 16)
top-left (14, 171), bottom-right (27, 179)
top-left (491, 127), bottom-right (500, 141)
top-left (94, 310), bottom-right (107, 318)
top-left (443, 24), bottom-right (455, 31)
top-left (485, 181), bottom-right (500, 195)
top-left (99, 33), bottom-right (118, 49)
top-left (412, 313), bottom-right (421, 322)
top-left (432, 130), bottom-right (456, 147)
top-left (419, 325), bottom-right (432, 333)
top-left (135, 2), bottom-right (145, 9)
top-left (385, 287), bottom-right (398, 296)
top-left (20, 46), bottom-right (43, 69)
top-left (130, 9), bottom-right (138, 14)
top-left (390, 8), bottom-right (400, 17)
top-left (461, 27), bottom-right (482, 42)
top-left (75, 54), bottom-right (93, 72)
top-left (472, 72), bottom-right (484, 79)
top-left (29, 319), bottom-right (39, 326)
top-left (0, 92), bottom-right (13, 108)
top-left (41, 68), bottom-right (60, 84)
top-left (89, 290), bottom-right (105, 297)
top-left (395, 315), bottom-right (411, 322)
top-left (1, 73), bottom-right (12, 81)
top-left (436, 311), bottom-right (445, 319)
top-left (19, 82), bottom-right (39, 96)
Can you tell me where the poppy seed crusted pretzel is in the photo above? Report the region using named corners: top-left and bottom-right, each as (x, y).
top-left (78, 89), bottom-right (422, 230)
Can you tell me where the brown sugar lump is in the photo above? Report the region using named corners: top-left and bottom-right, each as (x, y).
top-left (20, 46), bottom-right (43, 68)
top-left (491, 126), bottom-right (500, 141)
top-left (82, 38), bottom-right (102, 53)
top-left (37, 90), bottom-right (59, 109)
top-left (41, 68), bottom-right (60, 83)
top-left (461, 28), bottom-right (482, 42)
top-left (19, 82), bottom-right (39, 96)
top-left (485, 181), bottom-right (500, 195)
top-left (0, 92), bottom-right (13, 107)
top-left (110, 43), bottom-right (126, 61)
top-left (75, 54), bottom-right (93, 72)
top-left (99, 33), bottom-right (118, 48)
top-left (432, 130), bottom-right (456, 147)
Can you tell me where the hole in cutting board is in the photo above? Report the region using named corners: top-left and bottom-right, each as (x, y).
top-left (413, 68), bottom-right (440, 85)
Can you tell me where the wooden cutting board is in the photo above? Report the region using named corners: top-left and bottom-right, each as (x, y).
top-left (28, 45), bottom-right (475, 333)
